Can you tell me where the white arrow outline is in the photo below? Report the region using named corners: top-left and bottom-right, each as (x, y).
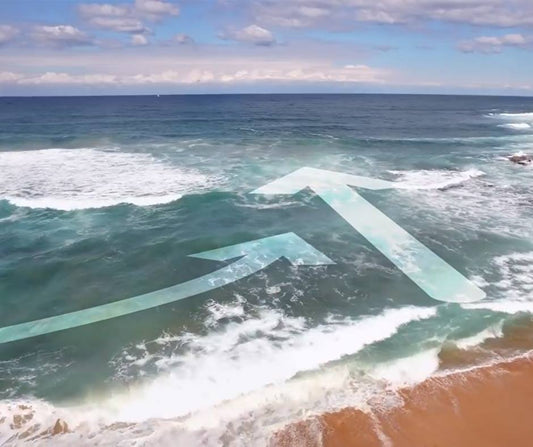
top-left (0, 232), bottom-right (333, 344)
top-left (253, 167), bottom-right (485, 304)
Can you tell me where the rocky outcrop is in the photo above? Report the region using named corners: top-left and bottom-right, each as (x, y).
top-left (509, 152), bottom-right (532, 165)
top-left (51, 418), bottom-right (69, 435)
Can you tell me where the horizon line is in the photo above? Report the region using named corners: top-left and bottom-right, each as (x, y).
top-left (2, 92), bottom-right (533, 99)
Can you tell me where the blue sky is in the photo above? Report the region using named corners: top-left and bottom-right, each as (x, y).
top-left (0, 0), bottom-right (532, 95)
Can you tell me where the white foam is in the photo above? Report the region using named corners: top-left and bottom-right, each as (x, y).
top-left (107, 305), bottom-right (437, 421)
top-left (390, 168), bottom-right (484, 190)
top-left (462, 252), bottom-right (533, 314)
top-left (0, 367), bottom-right (379, 447)
top-left (364, 322), bottom-right (509, 388)
top-left (455, 322), bottom-right (504, 349)
top-left (510, 150), bottom-right (530, 158)
top-left (369, 349), bottom-right (440, 386)
top-left (203, 297), bottom-right (247, 328)
top-left (386, 162), bottom-right (533, 240)
top-left (470, 275), bottom-right (490, 288)
top-left (493, 252), bottom-right (533, 298)
top-left (0, 305), bottom-right (439, 445)
top-left (0, 399), bottom-right (72, 445)
top-left (463, 300), bottom-right (533, 314)
top-left (499, 123), bottom-right (531, 130)
top-left (0, 148), bottom-right (215, 210)
top-left (496, 112), bottom-right (533, 121)
top-left (490, 112), bottom-right (533, 132)
top-left (236, 199), bottom-right (302, 210)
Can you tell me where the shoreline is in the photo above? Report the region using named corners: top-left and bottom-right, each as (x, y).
top-left (274, 351), bottom-right (533, 446)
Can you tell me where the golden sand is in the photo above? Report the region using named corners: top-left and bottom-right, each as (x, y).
top-left (274, 317), bottom-right (533, 447)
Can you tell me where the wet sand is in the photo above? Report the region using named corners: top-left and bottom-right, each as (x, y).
top-left (275, 351), bottom-right (533, 446)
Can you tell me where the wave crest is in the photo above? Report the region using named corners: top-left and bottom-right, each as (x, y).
top-left (390, 168), bottom-right (484, 191)
top-left (499, 123), bottom-right (531, 130)
top-left (496, 112), bottom-right (533, 120)
top-left (489, 112), bottom-right (533, 132)
top-left (0, 148), bottom-right (216, 210)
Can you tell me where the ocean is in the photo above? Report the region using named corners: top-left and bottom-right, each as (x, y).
top-left (0, 94), bottom-right (532, 445)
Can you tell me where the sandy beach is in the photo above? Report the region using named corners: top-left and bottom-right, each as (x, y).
top-left (275, 344), bottom-right (533, 447)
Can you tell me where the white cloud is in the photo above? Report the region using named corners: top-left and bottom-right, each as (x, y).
top-left (134, 0), bottom-right (179, 18)
top-left (2, 40), bottom-right (532, 95)
top-left (221, 24), bottom-right (276, 46)
top-left (131, 34), bottom-right (149, 45)
top-left (298, 6), bottom-right (330, 19)
top-left (89, 16), bottom-right (148, 33)
top-left (459, 34), bottom-right (530, 54)
top-left (174, 33), bottom-right (194, 44)
top-left (0, 62), bottom-right (386, 86)
top-left (79, 0), bottom-right (178, 34)
top-left (0, 71), bottom-right (22, 82)
top-left (246, 0), bottom-right (533, 28)
top-left (32, 25), bottom-right (92, 46)
top-left (0, 25), bottom-right (20, 45)
top-left (18, 72), bottom-right (118, 85)
top-left (79, 3), bottom-right (129, 18)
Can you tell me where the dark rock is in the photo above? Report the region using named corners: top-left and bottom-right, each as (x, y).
top-left (509, 152), bottom-right (532, 165)
top-left (51, 419), bottom-right (69, 435)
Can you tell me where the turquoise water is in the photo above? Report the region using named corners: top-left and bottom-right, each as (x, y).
top-left (0, 94), bottom-right (532, 445)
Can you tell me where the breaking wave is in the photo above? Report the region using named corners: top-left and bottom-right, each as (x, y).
top-left (2, 299), bottom-right (530, 446)
top-left (390, 168), bottom-right (485, 190)
top-left (489, 112), bottom-right (533, 132)
top-left (499, 123), bottom-right (531, 130)
top-left (495, 112), bottom-right (533, 121)
top-left (0, 148), bottom-right (216, 211)
top-left (1, 305), bottom-right (438, 445)
top-left (462, 252), bottom-right (533, 314)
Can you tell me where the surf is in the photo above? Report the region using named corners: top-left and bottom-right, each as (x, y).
top-left (0, 148), bottom-right (216, 210)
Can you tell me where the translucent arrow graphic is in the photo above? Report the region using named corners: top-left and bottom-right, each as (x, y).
top-left (253, 167), bottom-right (485, 304)
top-left (0, 232), bottom-right (333, 344)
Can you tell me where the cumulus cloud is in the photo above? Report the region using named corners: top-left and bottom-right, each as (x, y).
top-left (79, 0), bottom-right (178, 34)
top-left (0, 71), bottom-right (22, 82)
top-left (31, 25), bottom-right (92, 46)
top-left (78, 3), bottom-right (129, 17)
top-left (220, 24), bottom-right (276, 46)
top-left (89, 16), bottom-right (148, 33)
top-left (459, 34), bottom-right (530, 53)
top-left (0, 62), bottom-right (386, 86)
top-left (134, 0), bottom-right (179, 18)
top-left (174, 33), bottom-right (194, 44)
top-left (79, 4), bottom-right (148, 33)
top-left (17, 72), bottom-right (118, 85)
top-left (245, 0), bottom-right (533, 28)
top-left (131, 33), bottom-right (149, 45)
top-left (0, 25), bottom-right (20, 45)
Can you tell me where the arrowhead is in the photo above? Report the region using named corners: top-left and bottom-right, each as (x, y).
top-left (252, 167), bottom-right (394, 195)
top-left (190, 232), bottom-right (335, 266)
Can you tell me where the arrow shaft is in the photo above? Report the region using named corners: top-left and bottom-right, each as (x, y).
top-left (311, 183), bottom-right (483, 303)
top-left (0, 256), bottom-right (270, 344)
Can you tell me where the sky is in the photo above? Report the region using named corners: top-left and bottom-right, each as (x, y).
top-left (0, 0), bottom-right (532, 96)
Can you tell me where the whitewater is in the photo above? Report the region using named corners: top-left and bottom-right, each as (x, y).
top-left (1, 94), bottom-right (533, 446)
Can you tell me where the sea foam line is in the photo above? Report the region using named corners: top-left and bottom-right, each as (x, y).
top-left (389, 168), bottom-right (484, 190)
top-left (0, 148), bottom-right (216, 210)
top-left (2, 304), bottom-right (527, 447)
top-left (106, 305), bottom-right (438, 421)
top-left (0, 305), bottom-right (437, 444)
